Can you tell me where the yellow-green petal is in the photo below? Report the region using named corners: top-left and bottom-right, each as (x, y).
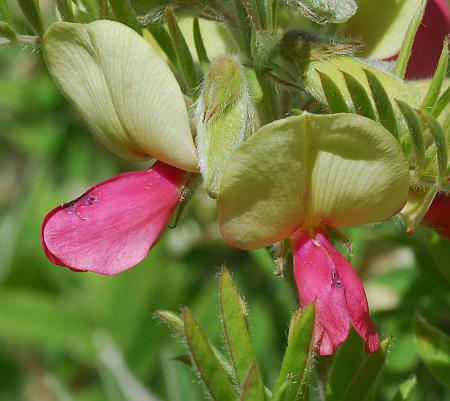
top-left (218, 113), bottom-right (410, 249)
top-left (43, 20), bottom-right (198, 172)
top-left (343, 0), bottom-right (423, 59)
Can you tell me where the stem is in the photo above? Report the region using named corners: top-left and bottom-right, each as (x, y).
top-left (0, 35), bottom-right (39, 46)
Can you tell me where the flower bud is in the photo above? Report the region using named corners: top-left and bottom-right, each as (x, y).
top-left (195, 56), bottom-right (254, 198)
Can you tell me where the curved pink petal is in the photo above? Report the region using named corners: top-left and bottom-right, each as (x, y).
top-left (42, 162), bottom-right (189, 275)
top-left (319, 233), bottom-right (380, 353)
top-left (406, 0), bottom-right (450, 79)
top-left (291, 232), bottom-right (350, 355)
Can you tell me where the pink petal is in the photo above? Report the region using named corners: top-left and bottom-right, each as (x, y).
top-left (291, 232), bottom-right (350, 356)
top-left (318, 233), bottom-right (380, 353)
top-left (42, 162), bottom-right (189, 275)
top-left (423, 180), bottom-right (450, 239)
top-left (406, 0), bottom-right (450, 79)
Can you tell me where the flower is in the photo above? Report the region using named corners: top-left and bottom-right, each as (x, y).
top-left (42, 162), bottom-right (189, 275)
top-left (406, 0), bottom-right (450, 80)
top-left (217, 113), bottom-right (410, 354)
top-left (41, 20), bottom-right (253, 274)
top-left (291, 230), bottom-right (379, 355)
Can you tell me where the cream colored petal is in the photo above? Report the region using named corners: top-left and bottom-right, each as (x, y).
top-left (218, 114), bottom-right (410, 249)
top-left (43, 20), bottom-right (198, 172)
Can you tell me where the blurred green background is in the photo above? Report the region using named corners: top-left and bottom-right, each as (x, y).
top-left (1, 2), bottom-right (450, 401)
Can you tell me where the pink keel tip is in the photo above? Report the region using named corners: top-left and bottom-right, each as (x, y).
top-left (41, 161), bottom-right (190, 275)
top-left (291, 231), bottom-right (379, 355)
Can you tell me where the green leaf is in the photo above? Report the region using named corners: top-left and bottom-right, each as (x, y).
top-left (421, 38), bottom-right (449, 111)
top-left (394, 0), bottom-right (426, 79)
top-left (344, 0), bottom-right (423, 59)
top-left (432, 85), bottom-right (450, 118)
top-left (318, 71), bottom-right (349, 113)
top-left (272, 304), bottom-right (315, 401)
top-left (390, 376), bottom-right (417, 401)
top-left (304, 56), bottom-right (419, 132)
top-left (218, 113), bottom-right (410, 249)
top-left (147, 24), bottom-right (179, 68)
top-left (154, 310), bottom-right (184, 337)
top-left (193, 18), bottom-right (209, 69)
top-left (364, 69), bottom-right (399, 140)
top-left (396, 99), bottom-right (426, 173)
top-left (17, 0), bottom-right (44, 36)
top-left (220, 268), bottom-right (264, 392)
top-left (77, 0), bottom-right (99, 19)
top-left (0, 0), bottom-right (13, 26)
top-left (43, 20), bottom-right (198, 172)
top-left (183, 308), bottom-right (236, 401)
top-left (339, 338), bottom-right (392, 401)
top-left (240, 364), bottom-right (266, 401)
top-left (56, 0), bottom-right (75, 22)
top-left (165, 7), bottom-right (199, 97)
top-left (289, 0), bottom-right (357, 24)
top-left (341, 70), bottom-right (376, 120)
top-left (109, 0), bottom-right (141, 32)
top-left (0, 21), bottom-right (17, 42)
top-left (413, 314), bottom-right (450, 388)
top-left (418, 110), bottom-right (448, 181)
top-left (326, 330), bottom-right (365, 401)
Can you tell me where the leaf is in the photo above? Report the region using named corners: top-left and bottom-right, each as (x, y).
top-left (413, 314), bottom-right (450, 388)
top-left (220, 268), bottom-right (265, 398)
top-left (218, 113), bottom-right (410, 249)
top-left (183, 308), bottom-right (236, 401)
top-left (326, 330), bottom-right (365, 401)
top-left (17, 0), bottom-right (44, 36)
top-left (338, 338), bottom-right (392, 401)
top-left (77, 0), bottom-right (99, 20)
top-left (317, 71), bottom-right (349, 113)
top-left (418, 110), bottom-right (448, 181)
top-left (0, 0), bottom-right (13, 26)
top-left (43, 20), bottom-right (198, 172)
top-left (396, 99), bottom-right (426, 172)
top-left (109, 0), bottom-right (141, 32)
top-left (165, 7), bottom-right (199, 97)
top-left (421, 38), bottom-right (449, 111)
top-left (390, 376), bottom-right (417, 401)
top-left (305, 56), bottom-right (419, 132)
top-left (240, 364), bottom-right (266, 401)
top-left (432, 85), bottom-right (450, 118)
top-left (394, 0), bottom-right (426, 79)
top-left (341, 70), bottom-right (376, 120)
top-left (344, 0), bottom-right (423, 59)
top-left (289, 0), bottom-right (357, 24)
top-left (272, 304), bottom-right (315, 401)
top-left (193, 18), bottom-right (209, 69)
top-left (365, 69), bottom-right (399, 140)
top-left (56, 0), bottom-right (75, 22)
top-left (0, 21), bottom-right (17, 42)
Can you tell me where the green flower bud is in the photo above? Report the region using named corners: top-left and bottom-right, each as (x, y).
top-left (195, 56), bottom-right (254, 198)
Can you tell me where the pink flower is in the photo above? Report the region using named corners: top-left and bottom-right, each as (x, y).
top-left (406, 0), bottom-right (450, 79)
top-left (291, 230), bottom-right (379, 355)
top-left (41, 161), bottom-right (189, 275)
